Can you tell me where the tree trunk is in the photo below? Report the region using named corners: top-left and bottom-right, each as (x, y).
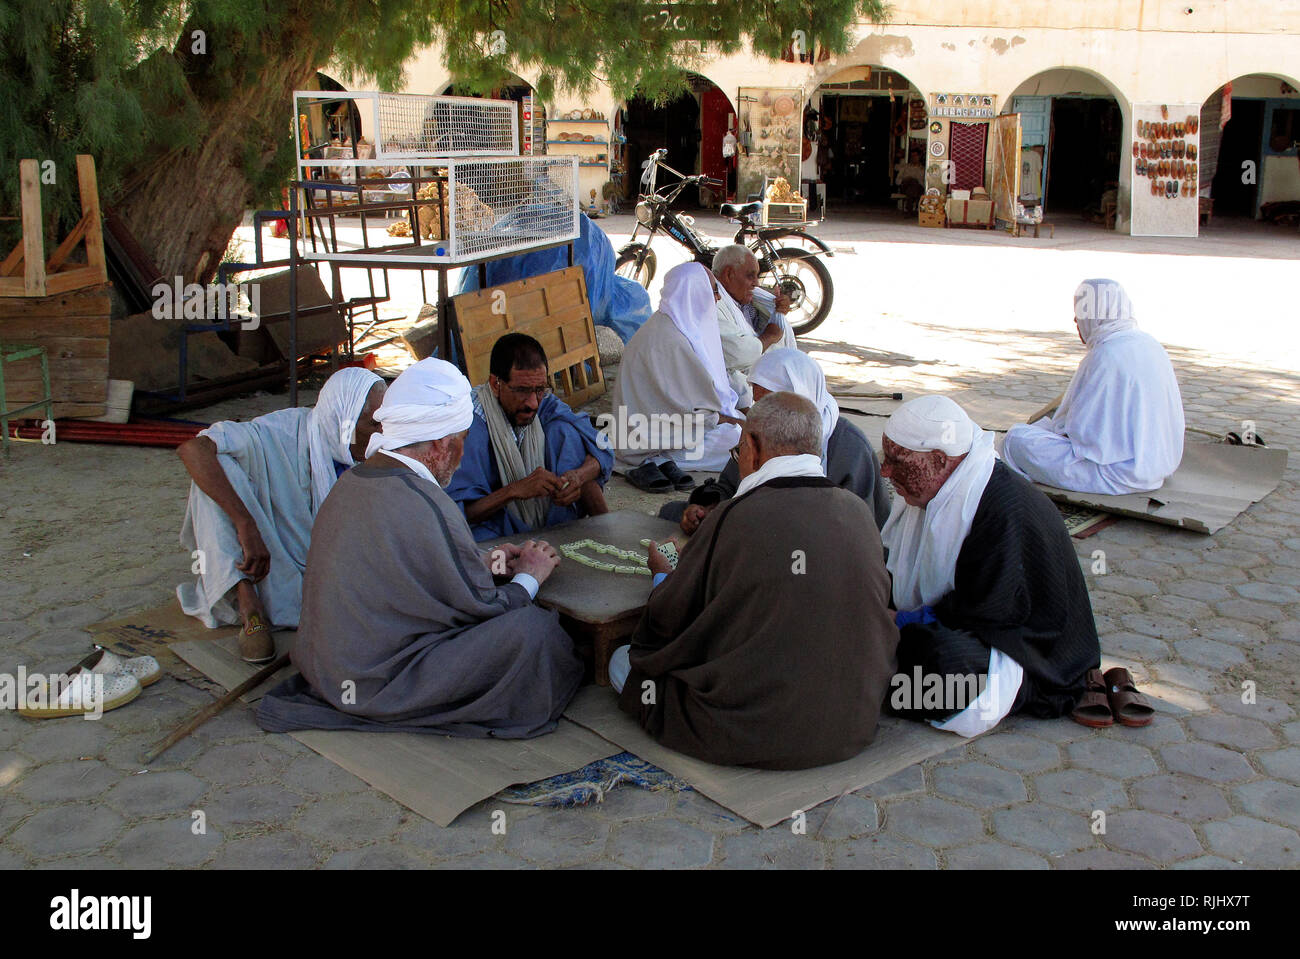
top-left (115, 21), bottom-right (328, 285)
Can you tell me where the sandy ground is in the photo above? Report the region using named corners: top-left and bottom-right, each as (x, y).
top-left (1, 216), bottom-right (1298, 869)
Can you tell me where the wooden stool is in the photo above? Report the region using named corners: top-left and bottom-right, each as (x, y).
top-left (0, 343), bottom-right (54, 454)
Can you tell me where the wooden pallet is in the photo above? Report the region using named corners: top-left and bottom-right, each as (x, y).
top-left (451, 266), bottom-right (606, 407)
top-left (1, 156), bottom-right (108, 298)
top-left (0, 284), bottom-right (110, 418)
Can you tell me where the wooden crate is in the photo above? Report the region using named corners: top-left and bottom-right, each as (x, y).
top-left (918, 196), bottom-right (946, 228)
top-left (451, 266), bottom-right (605, 408)
top-left (762, 199), bottom-right (806, 225)
top-left (0, 284), bottom-right (110, 417)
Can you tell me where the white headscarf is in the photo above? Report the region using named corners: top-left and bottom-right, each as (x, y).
top-left (880, 395), bottom-right (998, 611)
top-left (306, 367), bottom-right (383, 514)
top-left (750, 348), bottom-right (838, 467)
top-left (365, 358), bottom-right (474, 457)
top-left (658, 262), bottom-right (740, 417)
top-left (1072, 278), bottom-right (1136, 348)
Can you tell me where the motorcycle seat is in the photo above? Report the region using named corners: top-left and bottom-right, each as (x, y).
top-left (721, 201), bottom-right (762, 220)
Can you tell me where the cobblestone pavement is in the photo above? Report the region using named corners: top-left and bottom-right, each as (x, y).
top-left (1, 221), bottom-right (1298, 869)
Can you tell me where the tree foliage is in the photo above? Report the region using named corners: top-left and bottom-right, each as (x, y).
top-left (1, 0), bottom-right (886, 278)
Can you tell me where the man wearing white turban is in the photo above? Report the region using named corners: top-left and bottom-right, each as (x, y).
top-left (610, 262), bottom-right (745, 485)
top-left (658, 347), bottom-right (891, 532)
top-left (177, 367), bottom-right (384, 662)
top-left (256, 358), bottom-right (584, 739)
top-left (880, 395), bottom-right (1100, 736)
top-left (1002, 279), bottom-right (1184, 495)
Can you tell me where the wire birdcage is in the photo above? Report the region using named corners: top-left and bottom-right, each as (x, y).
top-left (376, 93), bottom-right (519, 158)
top-left (449, 157), bottom-right (579, 260)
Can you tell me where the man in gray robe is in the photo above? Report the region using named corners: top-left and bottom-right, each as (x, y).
top-left (257, 358), bottom-right (583, 739)
top-left (176, 367), bottom-right (384, 663)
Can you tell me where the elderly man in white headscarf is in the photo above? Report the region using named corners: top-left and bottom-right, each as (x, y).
top-left (880, 395), bottom-right (1102, 736)
top-left (1002, 278), bottom-right (1184, 495)
top-left (659, 347), bottom-right (892, 532)
top-left (611, 262), bottom-right (745, 487)
top-left (256, 358), bottom-right (584, 739)
top-left (711, 245), bottom-right (797, 406)
top-left (177, 367), bottom-right (384, 662)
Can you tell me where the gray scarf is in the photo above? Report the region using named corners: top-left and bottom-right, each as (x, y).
top-left (475, 383), bottom-right (550, 530)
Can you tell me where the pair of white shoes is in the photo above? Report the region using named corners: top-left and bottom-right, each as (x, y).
top-left (18, 646), bottom-right (163, 719)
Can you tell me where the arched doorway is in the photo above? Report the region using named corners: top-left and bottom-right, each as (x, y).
top-left (1199, 74), bottom-right (1300, 223)
top-left (810, 65), bottom-right (922, 213)
top-left (1009, 69), bottom-right (1126, 222)
top-left (441, 71), bottom-right (541, 154)
top-left (621, 74), bottom-right (733, 207)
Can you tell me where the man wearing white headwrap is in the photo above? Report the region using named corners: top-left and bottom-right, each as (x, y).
top-left (256, 358), bottom-right (583, 739)
top-left (1002, 279), bottom-right (1184, 495)
top-left (177, 367), bottom-right (384, 662)
top-left (880, 395), bottom-right (1099, 736)
top-left (657, 347), bottom-right (891, 532)
top-left (610, 262), bottom-right (745, 482)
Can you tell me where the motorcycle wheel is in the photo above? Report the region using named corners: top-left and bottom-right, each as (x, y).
top-left (615, 244), bottom-right (657, 289)
top-left (769, 246), bottom-right (833, 336)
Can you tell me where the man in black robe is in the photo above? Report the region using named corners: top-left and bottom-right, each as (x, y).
top-left (614, 392), bottom-right (899, 769)
top-left (878, 395), bottom-right (1100, 735)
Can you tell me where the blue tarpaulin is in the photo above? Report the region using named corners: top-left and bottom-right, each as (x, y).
top-left (455, 213), bottom-right (651, 342)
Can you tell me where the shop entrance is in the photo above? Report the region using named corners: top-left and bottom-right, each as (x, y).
top-left (812, 68), bottom-right (920, 212)
top-left (1044, 97), bottom-right (1122, 215)
top-left (624, 85), bottom-right (702, 206)
top-left (1211, 100), bottom-right (1265, 217)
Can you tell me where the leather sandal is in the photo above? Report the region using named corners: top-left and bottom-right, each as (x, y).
top-left (625, 462), bottom-right (672, 493)
top-left (1071, 668), bottom-right (1114, 728)
top-left (657, 461), bottom-right (697, 492)
top-left (1104, 666), bottom-right (1155, 727)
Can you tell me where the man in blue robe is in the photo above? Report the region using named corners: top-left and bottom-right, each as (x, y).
top-left (447, 333), bottom-right (612, 541)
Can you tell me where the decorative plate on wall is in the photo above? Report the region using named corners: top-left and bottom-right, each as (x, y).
top-left (929, 139), bottom-right (946, 157)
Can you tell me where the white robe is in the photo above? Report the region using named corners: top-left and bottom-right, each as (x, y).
top-left (611, 311), bottom-right (741, 472)
top-left (1003, 328), bottom-right (1184, 495)
top-left (716, 298), bottom-right (762, 409)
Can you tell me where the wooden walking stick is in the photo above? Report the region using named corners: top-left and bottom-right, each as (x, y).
top-left (1025, 390), bottom-right (1066, 425)
top-left (140, 653), bottom-right (290, 764)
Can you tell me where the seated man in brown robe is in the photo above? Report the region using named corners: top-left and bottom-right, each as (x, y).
top-left (257, 358), bottom-right (583, 739)
top-left (613, 391), bottom-right (899, 769)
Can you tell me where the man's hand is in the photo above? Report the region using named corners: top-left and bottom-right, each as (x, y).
top-left (234, 520), bottom-right (271, 582)
top-left (510, 467), bottom-right (564, 501)
top-left (773, 290), bottom-right (792, 314)
top-left (552, 469), bottom-right (585, 508)
top-left (759, 322), bottom-right (784, 350)
top-left (680, 504), bottom-right (712, 535)
top-left (510, 539), bottom-right (560, 584)
top-left (646, 540), bottom-right (673, 576)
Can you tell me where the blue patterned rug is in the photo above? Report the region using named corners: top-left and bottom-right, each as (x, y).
top-left (497, 751), bottom-right (690, 807)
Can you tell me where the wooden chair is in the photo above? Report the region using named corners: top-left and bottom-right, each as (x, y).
top-left (0, 343), bottom-right (54, 454)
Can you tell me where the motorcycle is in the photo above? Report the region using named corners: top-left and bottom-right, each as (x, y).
top-left (614, 149), bottom-right (835, 336)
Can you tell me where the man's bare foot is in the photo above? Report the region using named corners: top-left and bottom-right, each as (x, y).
top-left (234, 581), bottom-right (275, 664)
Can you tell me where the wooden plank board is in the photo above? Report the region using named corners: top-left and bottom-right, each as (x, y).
top-left (452, 266), bottom-right (605, 408)
top-left (563, 686), bottom-right (963, 829)
top-left (19, 159), bottom-right (45, 297)
top-left (0, 288), bottom-right (111, 318)
top-left (75, 154), bottom-right (107, 279)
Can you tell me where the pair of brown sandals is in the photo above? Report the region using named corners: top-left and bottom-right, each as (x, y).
top-left (1072, 667), bottom-right (1155, 728)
